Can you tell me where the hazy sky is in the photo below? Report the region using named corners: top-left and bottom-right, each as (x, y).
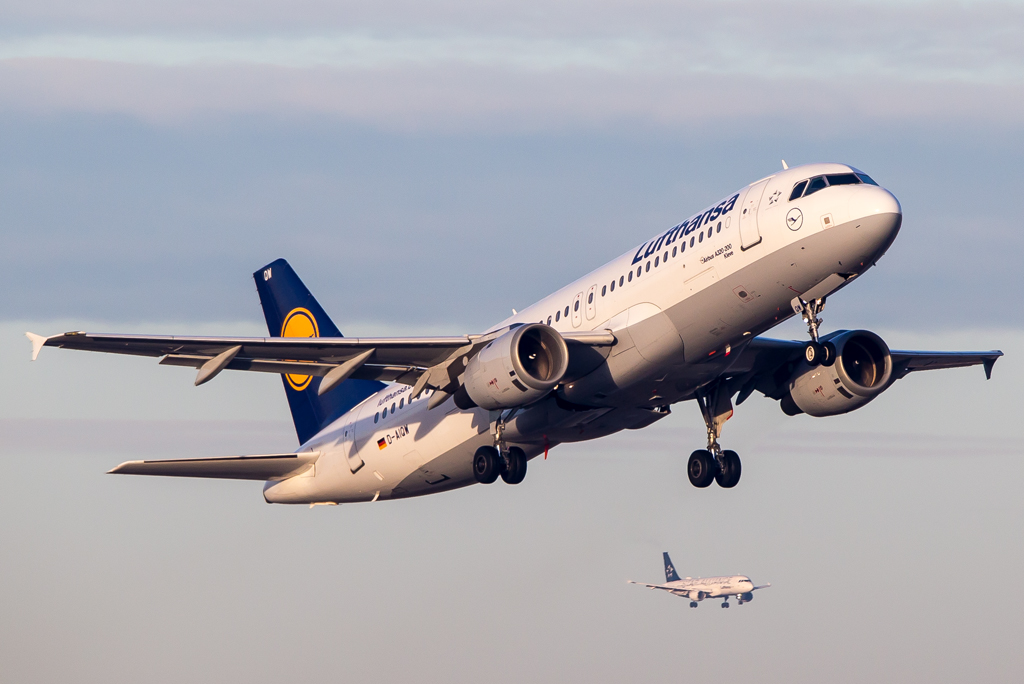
top-left (2, 2), bottom-right (1022, 683)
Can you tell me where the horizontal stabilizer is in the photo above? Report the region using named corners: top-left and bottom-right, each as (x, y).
top-left (108, 452), bottom-right (319, 481)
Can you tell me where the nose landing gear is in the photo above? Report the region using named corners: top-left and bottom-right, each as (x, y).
top-left (792, 295), bottom-right (835, 367)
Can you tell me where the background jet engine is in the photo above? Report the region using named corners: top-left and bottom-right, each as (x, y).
top-left (462, 324), bottom-right (569, 410)
top-left (781, 330), bottom-right (893, 417)
top-left (739, 592), bottom-right (754, 602)
top-left (688, 590), bottom-right (706, 601)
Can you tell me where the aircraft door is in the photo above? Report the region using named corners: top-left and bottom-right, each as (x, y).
top-left (738, 179), bottom-right (768, 250)
top-left (585, 285), bottom-right (597, 320)
top-left (340, 417), bottom-right (364, 473)
top-left (571, 291), bottom-right (583, 327)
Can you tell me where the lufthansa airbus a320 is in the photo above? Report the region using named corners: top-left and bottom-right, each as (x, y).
top-left (27, 163), bottom-right (1002, 504)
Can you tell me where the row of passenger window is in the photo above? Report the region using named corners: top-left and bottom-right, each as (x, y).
top-left (789, 172), bottom-right (877, 201)
top-left (374, 390), bottom-right (428, 423)
top-left (540, 220), bottom-right (726, 326)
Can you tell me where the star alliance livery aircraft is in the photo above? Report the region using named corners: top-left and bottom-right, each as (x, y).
top-left (27, 163), bottom-right (1002, 504)
top-left (629, 552), bottom-right (770, 608)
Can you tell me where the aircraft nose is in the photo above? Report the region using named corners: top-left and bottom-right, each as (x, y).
top-left (849, 185), bottom-right (901, 224)
top-left (847, 185), bottom-right (902, 256)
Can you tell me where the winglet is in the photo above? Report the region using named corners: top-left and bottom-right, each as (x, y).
top-left (25, 332), bottom-right (48, 361)
top-left (781, 159), bottom-right (789, 170)
top-left (983, 356), bottom-right (998, 380)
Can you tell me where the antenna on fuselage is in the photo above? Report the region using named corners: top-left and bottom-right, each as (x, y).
top-left (781, 159), bottom-right (789, 170)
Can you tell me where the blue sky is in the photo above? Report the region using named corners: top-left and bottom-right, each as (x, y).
top-left (1, 2), bottom-right (1022, 682)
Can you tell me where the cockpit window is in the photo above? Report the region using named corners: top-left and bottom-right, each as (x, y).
top-left (789, 180), bottom-right (808, 201)
top-left (790, 171), bottom-right (870, 199)
top-left (825, 173), bottom-right (860, 186)
top-left (804, 175), bottom-right (828, 196)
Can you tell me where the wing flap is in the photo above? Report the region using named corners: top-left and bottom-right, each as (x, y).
top-left (109, 452), bottom-right (319, 480)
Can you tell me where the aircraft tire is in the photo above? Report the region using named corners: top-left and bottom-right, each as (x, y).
top-left (715, 450), bottom-right (742, 488)
top-left (500, 446), bottom-right (528, 485)
top-left (689, 601), bottom-right (698, 608)
top-left (721, 602), bottom-right (729, 608)
top-left (822, 341), bottom-right (837, 366)
top-left (473, 446), bottom-right (501, 484)
top-left (687, 450), bottom-right (716, 488)
top-left (804, 341), bottom-right (824, 366)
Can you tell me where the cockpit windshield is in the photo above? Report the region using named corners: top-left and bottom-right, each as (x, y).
top-left (790, 171), bottom-right (878, 200)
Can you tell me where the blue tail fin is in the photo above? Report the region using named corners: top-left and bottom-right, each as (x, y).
top-left (253, 259), bottom-right (385, 445)
top-left (663, 552), bottom-right (680, 582)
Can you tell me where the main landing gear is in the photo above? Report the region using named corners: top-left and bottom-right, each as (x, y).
top-left (721, 600), bottom-right (730, 608)
top-left (472, 445), bottom-right (527, 485)
top-left (689, 384), bottom-right (742, 489)
top-left (791, 295), bottom-right (835, 367)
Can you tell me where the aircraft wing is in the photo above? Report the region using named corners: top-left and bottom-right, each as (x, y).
top-left (108, 452), bottom-right (319, 480)
top-left (751, 583), bottom-right (771, 590)
top-left (727, 335), bottom-right (1002, 403)
top-left (26, 328), bottom-right (616, 390)
top-left (627, 581), bottom-right (683, 594)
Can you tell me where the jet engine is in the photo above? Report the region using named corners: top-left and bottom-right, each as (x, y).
top-left (688, 590), bottom-right (706, 601)
top-left (462, 324), bottom-right (570, 410)
top-left (739, 592), bottom-right (754, 602)
top-left (780, 330), bottom-right (893, 417)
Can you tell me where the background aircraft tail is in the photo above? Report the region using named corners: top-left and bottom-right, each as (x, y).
top-left (253, 258), bottom-right (385, 445)
top-left (663, 552), bottom-right (681, 582)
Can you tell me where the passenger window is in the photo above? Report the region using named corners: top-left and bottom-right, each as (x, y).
top-left (619, 276), bottom-right (624, 286)
top-left (707, 228), bottom-right (712, 239)
top-left (374, 412), bottom-right (379, 423)
top-left (826, 173), bottom-right (860, 186)
top-left (547, 316), bottom-right (552, 324)
top-left (663, 251), bottom-right (668, 261)
top-left (555, 311), bottom-right (560, 321)
top-left (382, 407), bottom-right (387, 418)
top-left (646, 262), bottom-right (651, 272)
top-left (564, 306), bottom-right (570, 316)
top-left (574, 300), bottom-right (580, 312)
top-left (699, 232), bottom-right (704, 243)
top-left (628, 271), bottom-right (633, 282)
top-left (610, 281), bottom-right (616, 292)
top-left (716, 222), bottom-right (721, 233)
top-left (672, 246), bottom-right (677, 257)
top-left (636, 266), bottom-right (642, 277)
top-left (789, 180), bottom-right (808, 200)
top-left (856, 173), bottom-right (878, 186)
top-left (654, 257), bottom-right (659, 267)
top-left (391, 403), bottom-right (396, 412)
top-left (588, 292), bottom-right (594, 303)
top-left (690, 237), bottom-right (695, 247)
top-left (399, 398), bottom-right (404, 409)
top-left (601, 285), bottom-right (607, 296)
top-left (805, 176), bottom-right (827, 196)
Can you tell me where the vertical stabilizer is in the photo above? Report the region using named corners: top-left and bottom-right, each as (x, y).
top-left (253, 259), bottom-right (385, 445)
top-left (663, 552), bottom-right (681, 582)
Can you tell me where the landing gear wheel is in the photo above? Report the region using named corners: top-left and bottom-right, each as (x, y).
top-left (721, 602), bottom-right (729, 608)
top-left (715, 450), bottom-right (742, 488)
top-left (500, 446), bottom-right (528, 485)
top-left (689, 601), bottom-right (698, 608)
top-left (472, 446), bottom-right (501, 484)
top-left (687, 450), bottom-right (716, 488)
top-left (804, 341), bottom-right (824, 366)
top-left (821, 341), bottom-right (837, 367)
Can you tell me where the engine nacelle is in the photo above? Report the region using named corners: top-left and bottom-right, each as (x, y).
top-left (739, 592), bottom-right (754, 602)
top-left (463, 324), bottom-right (569, 410)
top-left (688, 590), bottom-right (706, 601)
top-left (781, 330), bottom-right (893, 417)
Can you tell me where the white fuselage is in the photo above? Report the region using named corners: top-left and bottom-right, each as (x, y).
top-left (662, 576), bottom-right (755, 600)
top-left (264, 162), bottom-right (902, 504)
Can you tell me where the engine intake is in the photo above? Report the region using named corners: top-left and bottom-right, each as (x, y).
top-left (463, 324), bottom-right (570, 410)
top-left (781, 330), bottom-right (893, 417)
